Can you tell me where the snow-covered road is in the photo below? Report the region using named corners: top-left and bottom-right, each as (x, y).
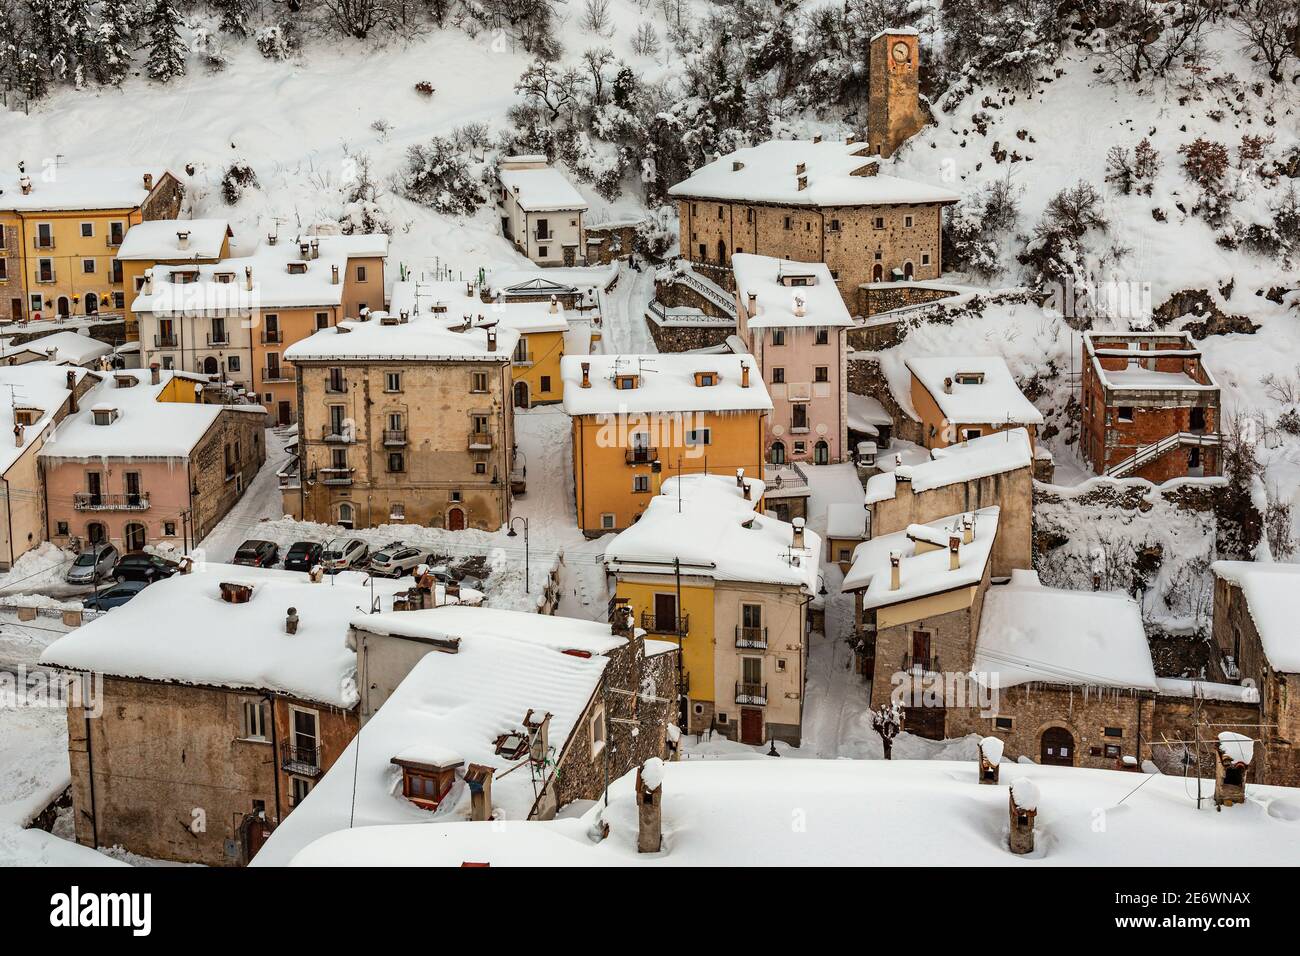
top-left (597, 261), bottom-right (658, 354)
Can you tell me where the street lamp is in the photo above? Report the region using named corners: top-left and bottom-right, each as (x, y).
top-left (506, 516), bottom-right (530, 593)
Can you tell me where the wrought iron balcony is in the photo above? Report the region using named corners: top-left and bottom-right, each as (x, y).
top-left (901, 653), bottom-right (941, 674)
top-left (207, 332), bottom-right (230, 346)
top-left (735, 626), bottom-right (768, 649)
top-left (280, 739), bottom-right (322, 777)
top-left (73, 492), bottom-right (149, 511)
top-left (735, 682), bottom-right (767, 706)
top-left (383, 428), bottom-right (408, 446)
top-left (319, 466), bottom-right (354, 486)
top-left (624, 446), bottom-right (657, 465)
top-left (262, 366), bottom-right (296, 383)
top-left (261, 329), bottom-right (283, 344)
top-left (154, 333), bottom-right (178, 348)
top-left (641, 611), bottom-right (688, 635)
top-left (322, 424), bottom-right (353, 443)
top-left (468, 430), bottom-right (494, 450)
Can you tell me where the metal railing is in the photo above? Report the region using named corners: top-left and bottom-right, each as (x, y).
top-left (262, 366), bottom-right (296, 383)
top-left (624, 446), bottom-right (657, 465)
top-left (735, 682), bottom-right (767, 705)
top-left (735, 626), bottom-right (768, 649)
top-left (468, 430), bottom-right (493, 449)
top-left (383, 428), bottom-right (408, 446)
top-left (322, 424), bottom-right (352, 443)
top-left (261, 329), bottom-right (283, 344)
top-left (207, 332), bottom-right (230, 346)
top-left (280, 740), bottom-right (322, 777)
top-left (641, 611), bottom-right (688, 635)
top-left (73, 492), bottom-right (149, 511)
top-left (902, 653), bottom-right (941, 673)
top-left (154, 333), bottom-right (178, 348)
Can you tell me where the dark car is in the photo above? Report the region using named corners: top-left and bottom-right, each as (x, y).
top-left (83, 580), bottom-right (150, 610)
top-left (112, 552), bottom-right (181, 583)
top-left (232, 539), bottom-right (279, 568)
top-left (282, 541), bottom-right (323, 573)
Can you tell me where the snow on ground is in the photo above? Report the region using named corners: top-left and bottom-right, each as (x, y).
top-left (597, 260), bottom-right (659, 354)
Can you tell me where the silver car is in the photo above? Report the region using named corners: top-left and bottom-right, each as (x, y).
top-left (66, 544), bottom-right (119, 585)
top-left (320, 537), bottom-right (368, 573)
top-left (367, 542), bottom-right (434, 578)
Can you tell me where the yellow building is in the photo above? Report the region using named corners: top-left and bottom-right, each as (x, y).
top-left (389, 280), bottom-right (567, 408)
top-left (605, 473), bottom-right (817, 744)
top-left (115, 219), bottom-right (232, 338)
top-left (0, 164), bottom-right (183, 324)
top-left (561, 354), bottom-right (771, 536)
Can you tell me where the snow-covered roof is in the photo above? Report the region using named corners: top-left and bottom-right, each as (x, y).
top-left (605, 474), bottom-right (819, 591)
top-left (0, 365), bottom-right (87, 475)
top-left (388, 280), bottom-right (568, 334)
top-left (732, 254), bottom-right (854, 329)
top-left (561, 354), bottom-right (771, 415)
top-left (352, 604), bottom-right (629, 656)
top-left (40, 565), bottom-right (410, 707)
top-left (283, 311), bottom-right (518, 363)
top-left (498, 165), bottom-right (588, 213)
top-left (131, 233), bottom-right (388, 315)
top-left (867, 428), bottom-right (1033, 503)
top-left (2, 331), bottom-right (110, 367)
top-left (0, 164), bottom-right (171, 212)
top-left (486, 263), bottom-right (617, 297)
top-left (843, 506), bottom-right (998, 603)
top-left (668, 139), bottom-right (958, 207)
top-left (1154, 677), bottom-right (1260, 704)
top-left (847, 393), bottom-right (892, 432)
top-left (906, 356), bottom-right (1044, 426)
top-left (826, 503), bottom-right (868, 539)
top-left (1084, 331), bottom-right (1219, 393)
top-left (1211, 561), bottom-right (1300, 673)
top-left (972, 570), bottom-right (1158, 690)
top-left (36, 368), bottom-right (262, 461)
top-left (251, 621), bottom-right (609, 866)
top-left (282, 758), bottom-right (1300, 867)
top-left (115, 219), bottom-right (231, 261)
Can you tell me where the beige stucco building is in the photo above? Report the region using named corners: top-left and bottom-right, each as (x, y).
top-left (496, 156), bottom-right (589, 267)
top-left (284, 310), bottom-right (516, 531)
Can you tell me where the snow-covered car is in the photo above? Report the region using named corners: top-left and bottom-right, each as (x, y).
top-left (66, 543), bottom-right (119, 585)
top-left (367, 542), bottom-right (435, 578)
top-left (320, 537), bottom-right (369, 573)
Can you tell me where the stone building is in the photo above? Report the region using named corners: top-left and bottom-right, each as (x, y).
top-left (605, 472), bottom-right (818, 744)
top-left (496, 156), bottom-right (588, 267)
top-left (284, 310), bottom-right (515, 531)
top-left (39, 566), bottom-right (409, 866)
top-left (1081, 331), bottom-right (1221, 481)
top-left (0, 163), bottom-right (183, 324)
top-left (39, 366), bottom-right (266, 554)
top-left (250, 605), bottom-right (678, 866)
top-left (668, 132), bottom-right (957, 316)
top-left (867, 29), bottom-right (929, 158)
top-left (732, 254), bottom-right (854, 465)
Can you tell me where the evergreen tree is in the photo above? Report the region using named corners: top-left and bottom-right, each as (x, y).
top-left (62, 0), bottom-right (94, 87)
top-left (92, 0), bottom-right (136, 85)
top-left (27, 0), bottom-right (75, 81)
top-left (144, 0), bottom-right (186, 82)
top-left (0, 2), bottom-right (20, 88)
top-left (214, 0), bottom-right (249, 37)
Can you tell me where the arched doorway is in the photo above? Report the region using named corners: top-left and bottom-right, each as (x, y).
top-left (814, 440), bottom-right (829, 465)
top-left (872, 263), bottom-right (883, 282)
top-left (770, 441), bottom-right (786, 465)
top-left (86, 522), bottom-right (106, 546)
top-left (203, 356), bottom-right (219, 376)
top-left (513, 380), bottom-right (529, 409)
top-left (57, 296), bottom-right (71, 318)
top-left (124, 522), bottom-right (146, 552)
top-left (903, 260), bottom-right (915, 279)
top-left (447, 507), bottom-right (466, 531)
top-left (1040, 727), bottom-right (1075, 766)
top-left (84, 292), bottom-right (98, 315)
top-left (337, 503), bottom-right (354, 529)
top-left (717, 239), bottom-right (726, 264)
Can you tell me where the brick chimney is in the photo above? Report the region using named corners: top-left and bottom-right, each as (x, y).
top-left (792, 516), bottom-right (805, 550)
top-left (66, 370), bottom-right (78, 413)
top-left (611, 602), bottom-right (634, 639)
top-left (486, 326), bottom-right (497, 352)
top-left (580, 362), bottom-right (591, 388)
top-left (1008, 780), bottom-right (1038, 854)
top-left (219, 582), bottom-right (253, 604)
top-left (13, 423), bottom-right (24, 448)
top-left (524, 709), bottom-right (551, 767)
top-left (245, 266), bottom-right (254, 291)
top-left (284, 607), bottom-right (299, 635)
top-left (943, 376), bottom-right (953, 394)
top-left (889, 551), bottom-right (901, 590)
top-left (466, 764), bottom-right (495, 821)
top-left (793, 294), bottom-right (806, 317)
top-left (948, 534), bottom-right (961, 571)
top-left (978, 737), bottom-right (1002, 784)
top-left (732, 160), bottom-right (744, 171)
top-left (149, 362), bottom-right (160, 386)
top-left (331, 264), bottom-right (339, 285)
top-left (962, 514), bottom-right (974, 545)
top-left (176, 230), bottom-right (190, 251)
top-left (741, 363), bottom-right (750, 388)
top-left (636, 759), bottom-right (664, 853)
top-left (142, 172), bottom-right (154, 191)
top-left (18, 174), bottom-right (32, 196)
top-left (549, 294), bottom-right (559, 314)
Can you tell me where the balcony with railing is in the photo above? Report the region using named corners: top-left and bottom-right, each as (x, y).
top-left (319, 466), bottom-right (354, 486)
top-left (262, 366), bottom-right (296, 384)
top-left (106, 234), bottom-right (124, 248)
top-left (625, 446), bottom-right (657, 466)
top-left (36, 270), bottom-right (56, 284)
top-left (383, 428), bottom-right (408, 446)
top-left (641, 611), bottom-right (688, 635)
top-left (280, 740), bottom-right (322, 777)
top-left (735, 682), bottom-right (768, 706)
top-left (322, 424), bottom-right (353, 443)
top-left (73, 492), bottom-right (149, 511)
top-left (207, 331), bottom-right (230, 347)
top-left (325, 378), bottom-right (347, 394)
top-left (468, 430), bottom-right (494, 451)
top-left (154, 332), bottom-right (178, 348)
top-left (901, 652), bottom-right (941, 674)
top-left (261, 329), bottom-right (283, 344)
top-left (735, 626), bottom-right (768, 649)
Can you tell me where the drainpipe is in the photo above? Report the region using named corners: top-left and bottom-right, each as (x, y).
top-left (2, 476), bottom-right (14, 570)
top-left (83, 684), bottom-right (99, 848)
top-left (266, 694), bottom-right (282, 823)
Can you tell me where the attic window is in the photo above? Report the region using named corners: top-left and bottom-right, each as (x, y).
top-left (614, 375), bottom-right (639, 390)
top-left (214, 272), bottom-right (235, 284)
top-left (13, 407), bottom-right (41, 426)
top-left (391, 754), bottom-right (464, 811)
top-left (91, 406), bottom-right (118, 426)
top-left (694, 371), bottom-right (718, 387)
top-left (172, 268), bottom-right (199, 284)
top-left (287, 261), bottom-right (308, 275)
top-left (954, 372), bottom-right (985, 385)
top-left (493, 732), bottom-right (529, 761)
top-left (113, 374), bottom-right (136, 388)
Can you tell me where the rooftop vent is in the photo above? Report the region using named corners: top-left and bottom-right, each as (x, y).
top-left (176, 230), bottom-right (190, 251)
top-left (219, 581), bottom-right (254, 604)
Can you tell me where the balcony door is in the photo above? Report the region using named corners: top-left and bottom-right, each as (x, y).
top-left (792, 403), bottom-right (808, 430)
top-left (653, 593), bottom-right (678, 633)
top-left (86, 472), bottom-right (102, 507)
top-left (911, 629), bottom-right (932, 670)
top-left (124, 471), bottom-right (141, 508)
top-left (292, 708), bottom-right (319, 768)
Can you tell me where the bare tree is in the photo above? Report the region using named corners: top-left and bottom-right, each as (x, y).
top-left (321, 0), bottom-right (392, 39)
top-left (580, 0), bottom-right (612, 36)
top-left (631, 20), bottom-right (659, 57)
top-left (872, 702), bottom-right (902, 759)
top-left (1232, 0), bottom-right (1299, 81)
top-left (581, 46), bottom-right (614, 104)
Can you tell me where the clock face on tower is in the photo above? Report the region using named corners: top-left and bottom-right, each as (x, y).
top-left (892, 41), bottom-right (910, 63)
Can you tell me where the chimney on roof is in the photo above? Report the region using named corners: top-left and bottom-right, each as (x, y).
top-left (466, 764), bottom-right (495, 822)
top-left (18, 174), bottom-right (32, 196)
top-left (580, 361), bottom-right (591, 388)
top-left (176, 230), bottom-right (190, 251)
top-left (1214, 737), bottom-right (1250, 808)
top-left (610, 600), bottom-right (634, 639)
top-left (793, 294), bottom-right (806, 318)
top-left (948, 534), bottom-right (961, 571)
top-left (889, 551), bottom-right (901, 591)
top-left (13, 423), bottom-right (24, 448)
top-left (813, 134), bottom-right (822, 144)
top-left (792, 516), bottom-right (805, 550)
top-left (797, 175), bottom-right (808, 192)
top-left (732, 160), bottom-right (744, 172)
top-left (219, 582), bottom-right (253, 604)
top-left (741, 363), bottom-right (750, 388)
top-left (486, 326), bottom-right (497, 352)
top-left (845, 134), bottom-right (857, 145)
top-left (796, 162), bottom-right (806, 175)
top-left (525, 710), bottom-right (551, 768)
top-left (142, 172), bottom-right (154, 191)
top-left (943, 376), bottom-right (953, 394)
top-left (245, 266), bottom-right (254, 291)
top-left (310, 238), bottom-right (320, 260)
top-left (636, 760), bottom-right (664, 854)
top-left (736, 467), bottom-right (745, 488)
top-left (178, 555), bottom-right (194, 575)
top-left (549, 294), bottom-right (559, 314)
top-left (267, 233), bottom-right (278, 246)
top-left (285, 607), bottom-right (299, 635)
top-left (65, 370), bottom-right (78, 414)
top-left (962, 514), bottom-right (974, 545)
top-left (149, 362), bottom-right (160, 386)
top-left (1008, 782), bottom-right (1037, 854)
top-left (746, 291), bottom-right (757, 314)
top-left (978, 737), bottom-right (1001, 784)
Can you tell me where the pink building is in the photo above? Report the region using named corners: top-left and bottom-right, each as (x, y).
top-left (732, 254), bottom-right (853, 465)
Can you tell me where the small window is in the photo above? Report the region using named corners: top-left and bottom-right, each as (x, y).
top-left (904, 215), bottom-right (914, 228)
top-left (1104, 744), bottom-right (1122, 758)
top-left (1117, 406), bottom-right (1134, 422)
top-left (600, 513), bottom-right (616, 530)
top-left (922, 253), bottom-right (931, 266)
top-left (1104, 726), bottom-right (1124, 738)
top-left (290, 776), bottom-right (313, 807)
top-left (356, 265), bottom-right (368, 282)
top-left (873, 216), bottom-right (884, 229)
top-left (994, 716), bottom-right (1013, 731)
top-left (684, 428), bottom-right (711, 447)
top-left (385, 372), bottom-right (402, 392)
top-left (474, 461), bottom-right (487, 475)
top-left (783, 216), bottom-right (792, 230)
top-left (828, 218), bottom-right (841, 233)
top-left (772, 367), bottom-right (785, 384)
top-left (814, 366), bottom-right (829, 383)
top-left (391, 503), bottom-right (406, 521)
top-left (471, 371), bottom-right (488, 392)
top-left (539, 375), bottom-right (551, 393)
top-left (537, 246), bottom-right (548, 258)
top-left (228, 356), bottom-right (241, 371)
top-left (241, 700), bottom-right (268, 741)
top-left (82, 259), bottom-right (96, 275)
top-left (815, 328), bottom-right (829, 345)
top-left (164, 521), bottom-right (177, 536)
top-left (56, 521), bottom-right (69, 536)
top-left (633, 474), bottom-right (650, 493)
top-left (80, 222), bottom-right (94, 238)
top-left (590, 705), bottom-right (606, 756)
top-left (387, 452), bottom-right (405, 473)
top-left (771, 329), bottom-right (785, 347)
top-left (449, 490), bottom-right (462, 503)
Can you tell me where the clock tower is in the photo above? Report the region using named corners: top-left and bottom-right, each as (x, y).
top-left (867, 29), bottom-right (925, 158)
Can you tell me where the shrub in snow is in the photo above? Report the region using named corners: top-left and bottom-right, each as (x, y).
top-left (221, 160), bottom-right (259, 204)
top-left (942, 0), bottom-right (1061, 90)
top-left (1180, 137), bottom-right (1231, 225)
top-left (192, 28), bottom-right (227, 72)
top-left (214, 0), bottom-right (251, 37)
top-left (1105, 138), bottom-right (1160, 196)
top-left (256, 23), bottom-right (297, 60)
top-left (946, 179), bottom-right (1022, 280)
top-left (1230, 0), bottom-right (1299, 82)
top-left (399, 137), bottom-right (486, 215)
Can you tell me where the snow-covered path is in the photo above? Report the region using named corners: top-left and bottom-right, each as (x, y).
top-left (197, 427), bottom-right (294, 563)
top-left (597, 261), bottom-right (658, 354)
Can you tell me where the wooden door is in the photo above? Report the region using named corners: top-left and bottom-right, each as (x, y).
top-left (278, 401), bottom-right (291, 426)
top-left (903, 706), bottom-right (945, 740)
top-left (653, 593), bottom-right (677, 632)
top-left (447, 507), bottom-right (466, 531)
top-left (911, 629), bottom-right (931, 670)
top-left (1041, 727), bottom-right (1074, 766)
top-left (740, 708), bottom-right (763, 745)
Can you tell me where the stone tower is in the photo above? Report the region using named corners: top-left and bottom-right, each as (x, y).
top-left (867, 29), bottom-right (925, 158)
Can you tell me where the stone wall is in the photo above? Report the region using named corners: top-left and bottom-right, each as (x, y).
top-left (189, 408), bottom-right (269, 541)
top-left (847, 357), bottom-right (922, 444)
top-left (647, 318), bottom-right (735, 353)
top-left (584, 222), bottom-right (640, 265)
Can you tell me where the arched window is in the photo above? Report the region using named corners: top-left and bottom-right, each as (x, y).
top-left (84, 292), bottom-right (99, 315)
top-left (203, 356), bottom-right (219, 375)
top-left (814, 440), bottom-right (829, 465)
top-left (86, 522), bottom-right (106, 545)
top-left (903, 260), bottom-right (915, 279)
top-left (770, 441), bottom-right (786, 465)
top-left (717, 239), bottom-right (727, 263)
top-left (338, 503), bottom-right (354, 529)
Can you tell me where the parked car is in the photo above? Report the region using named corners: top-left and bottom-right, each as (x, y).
top-left (319, 537), bottom-right (369, 573)
top-left (66, 544), bottom-right (119, 585)
top-left (112, 552), bottom-right (180, 583)
top-left (367, 542), bottom-right (436, 578)
top-left (83, 580), bottom-right (150, 610)
top-left (232, 539), bottom-right (279, 568)
top-left (282, 541), bottom-right (323, 573)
